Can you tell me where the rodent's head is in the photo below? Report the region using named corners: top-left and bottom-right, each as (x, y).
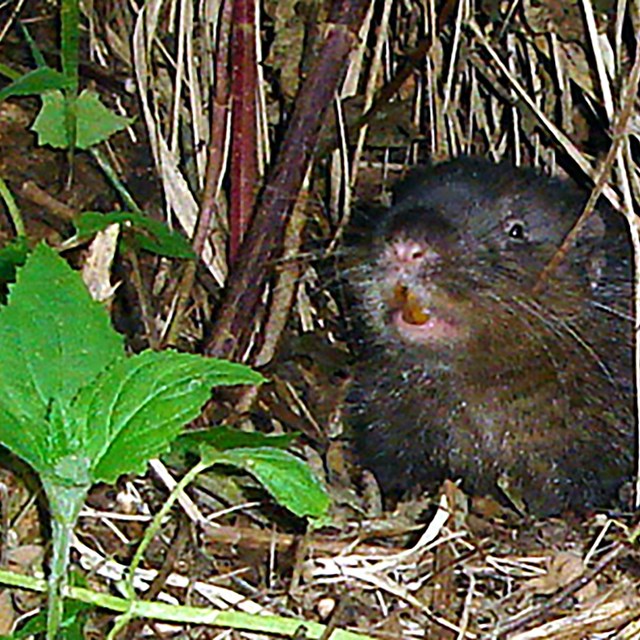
top-left (349, 159), bottom-right (613, 365)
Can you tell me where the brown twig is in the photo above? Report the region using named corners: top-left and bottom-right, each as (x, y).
top-left (162, 0), bottom-right (232, 348)
top-left (200, 522), bottom-right (409, 557)
top-left (18, 181), bottom-right (76, 223)
top-left (193, 0), bottom-right (233, 259)
top-left (533, 33), bottom-right (640, 294)
top-left (493, 541), bottom-right (627, 638)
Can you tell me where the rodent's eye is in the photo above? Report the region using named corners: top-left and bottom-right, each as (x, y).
top-left (504, 218), bottom-right (528, 243)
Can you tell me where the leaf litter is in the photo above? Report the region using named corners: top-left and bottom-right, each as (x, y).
top-left (0, 0), bottom-right (639, 638)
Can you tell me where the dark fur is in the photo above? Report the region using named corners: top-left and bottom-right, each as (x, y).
top-left (345, 157), bottom-right (634, 516)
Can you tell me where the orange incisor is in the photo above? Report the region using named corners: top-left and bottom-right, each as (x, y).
top-left (393, 284), bottom-right (430, 325)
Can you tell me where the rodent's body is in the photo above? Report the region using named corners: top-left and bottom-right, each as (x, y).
top-left (346, 157), bottom-right (634, 517)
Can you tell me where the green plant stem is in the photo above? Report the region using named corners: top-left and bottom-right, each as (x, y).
top-left (21, 22), bottom-right (47, 68)
top-left (60, 0), bottom-right (80, 187)
top-left (60, 0), bottom-right (79, 92)
top-left (0, 568), bottom-right (372, 639)
top-left (0, 63), bottom-right (20, 80)
top-left (108, 460), bottom-right (209, 637)
top-left (89, 147), bottom-right (143, 214)
top-left (0, 175), bottom-right (26, 236)
top-left (130, 460), bottom-right (208, 588)
top-left (42, 481), bottom-right (90, 640)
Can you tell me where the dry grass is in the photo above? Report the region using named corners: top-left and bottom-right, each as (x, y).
top-left (1, 0), bottom-right (640, 637)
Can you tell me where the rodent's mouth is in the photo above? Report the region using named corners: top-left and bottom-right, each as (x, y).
top-left (390, 283), bottom-right (464, 344)
top-left (393, 310), bottom-right (463, 343)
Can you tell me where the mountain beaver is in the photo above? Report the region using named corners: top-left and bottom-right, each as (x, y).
top-left (346, 157), bottom-right (634, 517)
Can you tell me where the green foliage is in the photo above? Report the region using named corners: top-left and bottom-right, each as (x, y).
top-left (73, 351), bottom-right (262, 484)
top-left (0, 244), bottom-right (261, 637)
top-left (0, 245), bottom-right (329, 637)
top-left (75, 211), bottom-right (196, 259)
top-left (31, 90), bottom-right (132, 150)
top-left (176, 429), bottom-right (327, 518)
top-left (0, 237), bottom-right (28, 285)
top-left (0, 1), bottom-right (131, 152)
top-left (0, 67), bottom-right (70, 101)
top-left (0, 3), bottom-right (190, 266)
top-left (201, 446), bottom-right (331, 519)
top-left (0, 176), bottom-right (25, 238)
top-left (0, 244), bottom-right (124, 475)
top-left (178, 426), bottom-right (297, 451)
top-left (176, 429), bottom-right (330, 519)
top-left (0, 600), bottom-right (92, 639)
top-left (0, 244), bottom-right (265, 486)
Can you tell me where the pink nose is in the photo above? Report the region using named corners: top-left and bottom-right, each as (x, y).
top-left (391, 239), bottom-right (426, 264)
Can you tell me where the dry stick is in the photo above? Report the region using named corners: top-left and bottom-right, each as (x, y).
top-left (200, 523), bottom-right (404, 557)
top-left (253, 169), bottom-right (311, 368)
top-left (349, 0), bottom-right (392, 188)
top-left (162, 0), bottom-right (232, 348)
top-left (125, 248), bottom-right (160, 349)
top-left (467, 19), bottom-right (621, 210)
top-left (358, 0), bottom-right (456, 126)
top-left (315, 0), bottom-right (457, 166)
top-left (532, 5), bottom-right (640, 295)
top-left (194, 0), bottom-right (233, 259)
top-left (205, 0), bottom-right (370, 361)
top-left (18, 181), bottom-right (77, 222)
top-left (493, 542), bottom-right (627, 638)
top-left (531, 138), bottom-right (621, 297)
top-left (317, 30), bottom-right (436, 165)
top-left (228, 0), bottom-right (260, 262)
top-left (192, 0), bottom-right (233, 256)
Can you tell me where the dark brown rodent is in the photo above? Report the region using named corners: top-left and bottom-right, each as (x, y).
top-left (345, 157), bottom-right (634, 517)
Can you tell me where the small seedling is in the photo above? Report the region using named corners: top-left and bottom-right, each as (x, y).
top-left (0, 0), bottom-right (131, 155)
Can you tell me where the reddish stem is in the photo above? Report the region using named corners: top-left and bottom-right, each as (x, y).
top-left (206, 0), bottom-right (369, 360)
top-left (228, 0), bottom-right (259, 262)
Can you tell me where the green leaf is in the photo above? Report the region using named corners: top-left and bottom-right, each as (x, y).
top-left (177, 426), bottom-right (297, 452)
top-left (0, 399), bottom-right (51, 478)
top-left (74, 90), bottom-right (132, 148)
top-left (0, 67), bottom-right (69, 102)
top-left (0, 61), bottom-right (21, 82)
top-left (0, 237), bottom-right (29, 283)
top-left (20, 22), bottom-right (47, 68)
top-left (0, 599), bottom-right (91, 639)
top-left (32, 90), bottom-right (133, 150)
top-left (0, 244), bottom-right (264, 639)
top-left (201, 446), bottom-right (330, 519)
top-left (32, 91), bottom-right (73, 148)
top-left (75, 211), bottom-right (196, 259)
top-left (0, 243), bottom-right (123, 473)
top-left (68, 350), bottom-right (264, 484)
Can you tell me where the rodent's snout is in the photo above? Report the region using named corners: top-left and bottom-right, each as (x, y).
top-left (377, 236), bottom-right (466, 344)
top-left (384, 237), bottom-right (440, 275)
top-left (389, 238), bottom-right (429, 264)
